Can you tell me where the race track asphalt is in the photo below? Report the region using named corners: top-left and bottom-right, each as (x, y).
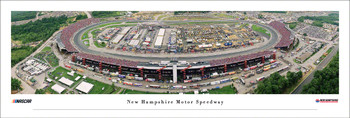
top-left (72, 20), bottom-right (279, 62)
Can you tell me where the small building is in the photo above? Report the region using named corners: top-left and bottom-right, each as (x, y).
top-left (297, 52), bottom-right (313, 62)
top-left (51, 84), bottom-right (65, 94)
top-left (59, 77), bottom-right (74, 86)
top-left (76, 81), bottom-right (94, 94)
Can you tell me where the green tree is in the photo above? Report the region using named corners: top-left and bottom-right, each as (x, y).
top-left (301, 52), bottom-right (339, 94)
top-left (255, 71), bottom-right (303, 94)
top-left (303, 33), bottom-right (307, 36)
top-left (35, 89), bottom-right (46, 94)
top-left (297, 13), bottom-right (339, 26)
top-left (92, 11), bottom-right (126, 18)
top-left (76, 14), bottom-right (88, 20)
top-left (11, 16), bottom-right (68, 67)
top-left (11, 78), bottom-right (22, 91)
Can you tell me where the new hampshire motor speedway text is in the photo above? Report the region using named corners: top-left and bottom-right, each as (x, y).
top-left (127, 99), bottom-right (224, 106)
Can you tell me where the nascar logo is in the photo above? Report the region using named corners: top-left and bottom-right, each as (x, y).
top-left (12, 99), bottom-right (32, 103)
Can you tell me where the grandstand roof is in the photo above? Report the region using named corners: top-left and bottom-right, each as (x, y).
top-left (209, 51), bottom-right (274, 66)
top-left (74, 53), bottom-right (139, 68)
top-left (55, 32), bottom-right (66, 50)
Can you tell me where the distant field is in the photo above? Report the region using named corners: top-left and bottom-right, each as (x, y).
top-left (164, 16), bottom-right (221, 21)
top-left (157, 14), bottom-right (168, 20)
top-left (11, 11), bottom-right (37, 22)
top-left (92, 11), bottom-right (126, 18)
top-left (214, 13), bottom-right (236, 19)
top-left (298, 13), bottom-right (339, 27)
top-left (262, 11), bottom-right (287, 13)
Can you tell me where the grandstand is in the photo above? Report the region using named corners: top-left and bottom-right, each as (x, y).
top-left (56, 18), bottom-right (100, 53)
top-left (269, 21), bottom-right (294, 50)
top-left (71, 50), bottom-right (275, 82)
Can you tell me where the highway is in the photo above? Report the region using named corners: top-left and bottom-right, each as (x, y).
top-left (72, 20), bottom-right (280, 62)
top-left (291, 44), bottom-right (339, 94)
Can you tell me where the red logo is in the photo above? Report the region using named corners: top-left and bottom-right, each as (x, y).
top-left (316, 99), bottom-right (338, 103)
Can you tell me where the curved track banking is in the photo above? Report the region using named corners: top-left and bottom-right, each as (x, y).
top-left (73, 20), bottom-right (279, 62)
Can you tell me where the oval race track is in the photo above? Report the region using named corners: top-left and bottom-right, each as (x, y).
top-left (72, 20), bottom-right (280, 62)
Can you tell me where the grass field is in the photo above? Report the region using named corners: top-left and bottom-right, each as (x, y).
top-left (48, 67), bottom-right (80, 87)
top-left (91, 29), bottom-right (101, 39)
top-left (33, 52), bottom-right (47, 62)
top-left (214, 13), bottom-right (236, 19)
top-left (94, 41), bottom-right (106, 48)
top-left (208, 85), bottom-right (237, 94)
top-left (45, 52), bottom-right (59, 67)
top-left (84, 78), bottom-right (115, 94)
top-left (41, 46), bottom-right (52, 52)
top-left (252, 25), bottom-right (270, 36)
top-left (81, 32), bottom-right (89, 40)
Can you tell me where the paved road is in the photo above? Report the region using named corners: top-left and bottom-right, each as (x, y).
top-left (291, 44), bottom-right (338, 94)
top-left (84, 11), bottom-right (92, 18)
top-left (72, 20), bottom-right (279, 62)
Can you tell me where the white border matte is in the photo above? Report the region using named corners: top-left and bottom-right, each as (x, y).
top-left (1, 1), bottom-right (349, 117)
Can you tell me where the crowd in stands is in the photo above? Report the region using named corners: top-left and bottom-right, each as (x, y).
top-left (75, 53), bottom-right (139, 68)
top-left (269, 21), bottom-right (293, 48)
top-left (209, 51), bottom-right (274, 66)
top-left (60, 18), bottom-right (100, 52)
